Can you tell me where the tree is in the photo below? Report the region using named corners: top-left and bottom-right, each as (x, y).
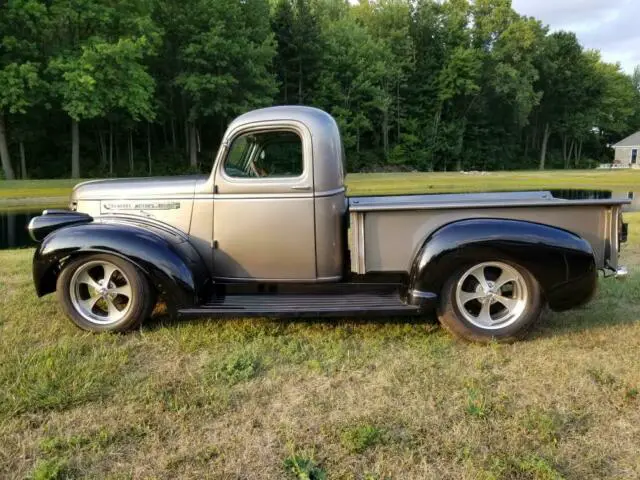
top-left (0, 63), bottom-right (42, 179)
top-left (174, 0), bottom-right (277, 167)
top-left (0, 0), bottom-right (639, 179)
top-left (532, 32), bottom-right (594, 169)
top-left (46, 0), bottom-right (158, 178)
top-left (354, 0), bottom-right (414, 160)
top-left (272, 0), bottom-right (297, 103)
top-left (0, 0), bottom-right (47, 180)
top-left (272, 0), bottom-right (323, 105)
top-left (632, 65), bottom-right (640, 92)
top-left (312, 14), bottom-right (392, 169)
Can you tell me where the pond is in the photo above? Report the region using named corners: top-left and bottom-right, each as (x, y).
top-left (2, 190), bottom-right (640, 250)
top-left (0, 209), bottom-right (43, 250)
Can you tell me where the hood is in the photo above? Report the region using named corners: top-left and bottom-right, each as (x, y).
top-left (72, 175), bottom-right (207, 201)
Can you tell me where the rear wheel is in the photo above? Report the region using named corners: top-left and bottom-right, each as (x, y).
top-left (437, 260), bottom-right (543, 343)
top-left (56, 254), bottom-right (155, 332)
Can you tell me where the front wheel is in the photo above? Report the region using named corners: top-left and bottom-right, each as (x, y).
top-left (437, 260), bottom-right (543, 343)
top-left (56, 254), bottom-right (155, 332)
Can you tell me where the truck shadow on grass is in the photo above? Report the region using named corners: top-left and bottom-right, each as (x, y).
top-left (143, 271), bottom-right (640, 340)
top-left (144, 299), bottom-right (639, 342)
top-left (145, 309), bottom-right (440, 331)
top-left (531, 272), bottom-right (640, 339)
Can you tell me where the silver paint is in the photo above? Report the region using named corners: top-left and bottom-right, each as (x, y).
top-left (68, 106), bottom-right (626, 282)
top-left (350, 204), bottom-right (625, 274)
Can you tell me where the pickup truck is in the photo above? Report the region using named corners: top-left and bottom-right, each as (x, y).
top-left (28, 106), bottom-right (629, 342)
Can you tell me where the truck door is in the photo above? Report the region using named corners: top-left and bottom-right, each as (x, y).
top-left (212, 126), bottom-right (317, 281)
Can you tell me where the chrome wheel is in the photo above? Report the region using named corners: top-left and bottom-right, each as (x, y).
top-left (69, 260), bottom-right (133, 325)
top-left (455, 261), bottom-right (528, 330)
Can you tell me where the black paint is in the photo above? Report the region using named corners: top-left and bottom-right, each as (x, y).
top-left (407, 217), bottom-right (597, 312)
top-left (28, 210), bottom-right (92, 242)
top-left (32, 220), bottom-right (211, 314)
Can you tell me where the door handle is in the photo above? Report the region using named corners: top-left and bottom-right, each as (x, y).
top-left (291, 186), bottom-right (311, 191)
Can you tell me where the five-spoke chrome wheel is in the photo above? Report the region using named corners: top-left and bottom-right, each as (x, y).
top-left (69, 260), bottom-right (133, 325)
top-left (454, 261), bottom-right (528, 330)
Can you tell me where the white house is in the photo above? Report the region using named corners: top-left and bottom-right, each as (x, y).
top-left (612, 131), bottom-right (640, 166)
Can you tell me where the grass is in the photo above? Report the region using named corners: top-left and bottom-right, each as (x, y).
top-left (1, 173), bottom-right (640, 478)
top-left (0, 179), bottom-right (81, 200)
top-left (3, 168), bottom-right (640, 203)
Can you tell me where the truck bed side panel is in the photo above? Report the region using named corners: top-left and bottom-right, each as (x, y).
top-left (351, 205), bottom-right (619, 273)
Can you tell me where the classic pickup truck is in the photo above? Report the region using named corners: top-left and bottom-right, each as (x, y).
top-left (29, 106), bottom-right (629, 342)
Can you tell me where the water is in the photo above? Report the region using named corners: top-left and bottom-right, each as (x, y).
top-left (2, 191), bottom-right (640, 250)
top-left (0, 209), bottom-right (43, 250)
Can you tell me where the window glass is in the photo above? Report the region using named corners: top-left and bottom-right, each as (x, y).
top-left (224, 131), bottom-right (303, 178)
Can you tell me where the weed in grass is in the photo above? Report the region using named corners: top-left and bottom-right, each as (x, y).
top-left (484, 454), bottom-right (565, 480)
top-left (339, 424), bottom-right (384, 454)
top-left (39, 426), bottom-right (148, 456)
top-left (624, 387), bottom-right (639, 401)
top-left (465, 387), bottom-right (488, 418)
top-left (515, 455), bottom-right (565, 480)
top-left (206, 349), bottom-right (262, 385)
top-left (283, 454), bottom-right (327, 480)
top-left (28, 458), bottom-right (75, 480)
top-left (522, 409), bottom-right (560, 445)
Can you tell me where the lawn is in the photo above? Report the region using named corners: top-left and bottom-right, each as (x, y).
top-left (0, 179), bottom-right (81, 201)
top-left (3, 169), bottom-right (640, 204)
top-left (1, 173), bottom-right (640, 479)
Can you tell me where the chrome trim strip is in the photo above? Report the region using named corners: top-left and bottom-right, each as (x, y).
top-left (349, 211), bottom-right (366, 275)
top-left (81, 195), bottom-right (196, 201)
top-left (409, 289), bottom-right (437, 300)
top-left (212, 275), bottom-right (342, 283)
top-left (209, 193), bottom-right (314, 200)
top-left (349, 199), bottom-right (632, 212)
top-left (615, 265), bottom-right (628, 279)
top-left (192, 187), bottom-right (345, 200)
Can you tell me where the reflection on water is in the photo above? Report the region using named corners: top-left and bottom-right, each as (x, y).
top-left (0, 209), bottom-right (41, 250)
top-left (2, 191), bottom-right (640, 250)
top-left (548, 189), bottom-right (639, 212)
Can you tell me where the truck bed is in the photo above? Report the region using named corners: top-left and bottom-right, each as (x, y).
top-left (348, 190), bottom-right (629, 274)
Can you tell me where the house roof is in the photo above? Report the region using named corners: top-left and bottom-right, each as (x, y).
top-left (613, 131), bottom-right (640, 148)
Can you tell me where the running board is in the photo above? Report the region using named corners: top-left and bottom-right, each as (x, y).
top-left (178, 292), bottom-right (420, 318)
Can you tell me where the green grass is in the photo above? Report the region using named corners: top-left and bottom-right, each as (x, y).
top-left (1, 174), bottom-right (640, 478)
top-left (3, 169), bottom-right (640, 204)
top-left (346, 169), bottom-right (640, 195)
top-left (0, 179), bottom-right (82, 200)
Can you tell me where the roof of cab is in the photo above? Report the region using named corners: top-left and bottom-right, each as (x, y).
top-left (225, 106), bottom-right (345, 193)
top-left (228, 105), bottom-right (335, 129)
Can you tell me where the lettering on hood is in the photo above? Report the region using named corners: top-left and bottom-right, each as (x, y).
top-left (103, 201), bottom-right (181, 211)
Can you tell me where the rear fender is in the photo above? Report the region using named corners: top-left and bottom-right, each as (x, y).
top-left (408, 218), bottom-right (596, 311)
top-left (33, 221), bottom-right (211, 314)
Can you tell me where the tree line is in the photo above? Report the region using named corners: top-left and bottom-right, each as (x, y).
top-left (1, 0), bottom-right (640, 180)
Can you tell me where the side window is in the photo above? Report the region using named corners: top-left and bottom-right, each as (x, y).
top-left (224, 130), bottom-right (303, 178)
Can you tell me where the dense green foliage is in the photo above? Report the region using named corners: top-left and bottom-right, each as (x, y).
top-left (1, 0), bottom-right (639, 179)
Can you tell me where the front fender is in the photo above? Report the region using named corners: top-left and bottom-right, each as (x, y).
top-left (33, 221), bottom-right (211, 313)
top-left (408, 218), bottom-right (596, 311)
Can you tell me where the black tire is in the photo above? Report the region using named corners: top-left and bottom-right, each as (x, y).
top-left (56, 253), bottom-right (155, 332)
top-left (437, 259), bottom-right (543, 343)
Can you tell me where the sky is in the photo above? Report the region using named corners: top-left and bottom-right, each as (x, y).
top-left (511, 0), bottom-right (640, 73)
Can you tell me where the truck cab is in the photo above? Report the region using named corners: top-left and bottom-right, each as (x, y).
top-left (206, 107), bottom-right (346, 282)
top-left (29, 106), bottom-right (629, 342)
